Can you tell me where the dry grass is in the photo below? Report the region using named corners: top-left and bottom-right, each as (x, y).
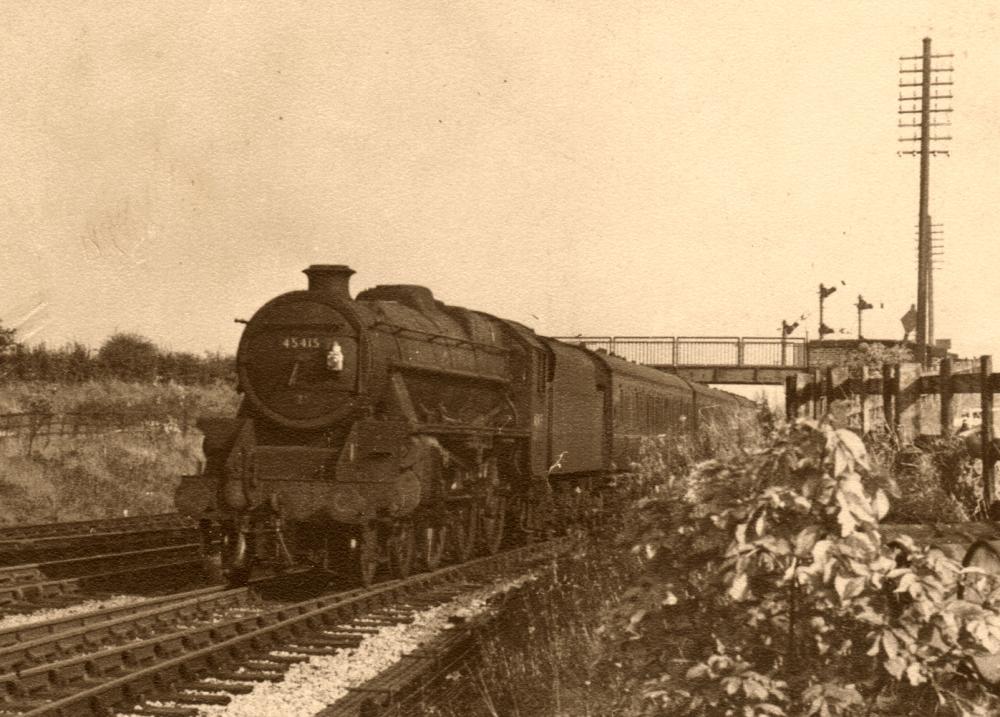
top-left (0, 379), bottom-right (236, 423)
top-left (422, 536), bottom-right (637, 717)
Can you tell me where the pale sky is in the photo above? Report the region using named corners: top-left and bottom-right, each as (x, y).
top-left (2, 2), bottom-right (999, 359)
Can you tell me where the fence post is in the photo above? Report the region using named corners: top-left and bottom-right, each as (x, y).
top-left (812, 369), bottom-right (821, 419)
top-left (892, 365), bottom-right (902, 434)
top-left (737, 338), bottom-right (744, 367)
top-left (785, 374), bottom-right (797, 421)
top-left (859, 366), bottom-right (869, 433)
top-left (881, 363), bottom-right (893, 431)
top-left (939, 357), bottom-right (952, 437)
top-left (981, 356), bottom-right (996, 508)
top-left (824, 367), bottom-right (834, 419)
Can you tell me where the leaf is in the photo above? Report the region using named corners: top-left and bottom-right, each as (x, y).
top-left (838, 507), bottom-right (858, 537)
top-left (794, 525), bottom-right (822, 557)
top-left (834, 429), bottom-right (871, 472)
top-left (884, 656), bottom-right (906, 679)
top-left (758, 535), bottom-right (792, 556)
top-left (743, 680), bottom-right (769, 701)
top-left (895, 573), bottom-right (916, 594)
top-left (873, 489), bottom-right (890, 520)
top-left (834, 575), bottom-right (865, 601)
top-left (685, 663), bottom-right (709, 680)
top-left (905, 662), bottom-right (925, 685)
top-left (729, 573), bottom-right (749, 601)
top-left (882, 630), bottom-right (899, 660)
top-left (841, 532), bottom-right (876, 561)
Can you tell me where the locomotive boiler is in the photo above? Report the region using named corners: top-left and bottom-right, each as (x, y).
top-left (175, 264), bottom-right (752, 584)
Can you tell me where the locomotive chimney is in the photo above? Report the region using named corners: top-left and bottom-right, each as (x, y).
top-left (303, 264), bottom-right (354, 300)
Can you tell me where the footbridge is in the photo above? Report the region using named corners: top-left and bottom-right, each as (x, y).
top-left (552, 336), bottom-right (808, 385)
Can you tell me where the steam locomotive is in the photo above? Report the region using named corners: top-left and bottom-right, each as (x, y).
top-left (174, 265), bottom-right (753, 584)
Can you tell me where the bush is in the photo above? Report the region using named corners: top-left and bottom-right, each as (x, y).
top-left (605, 421), bottom-right (1000, 715)
top-left (0, 333), bottom-right (235, 385)
top-left (98, 332), bottom-right (159, 381)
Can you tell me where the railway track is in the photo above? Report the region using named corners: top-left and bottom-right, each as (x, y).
top-left (0, 515), bottom-right (197, 567)
top-left (0, 538), bottom-right (568, 717)
top-left (0, 543), bottom-right (203, 613)
top-left (0, 514), bottom-right (193, 541)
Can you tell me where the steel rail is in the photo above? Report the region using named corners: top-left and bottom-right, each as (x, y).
top-left (0, 514), bottom-right (193, 541)
top-left (0, 544), bottom-right (202, 610)
top-left (6, 539), bottom-right (568, 717)
top-left (0, 586), bottom-right (249, 675)
top-left (0, 585), bottom-right (226, 648)
top-left (0, 528), bottom-right (198, 567)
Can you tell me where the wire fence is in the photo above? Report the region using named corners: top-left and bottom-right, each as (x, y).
top-left (0, 411), bottom-right (190, 440)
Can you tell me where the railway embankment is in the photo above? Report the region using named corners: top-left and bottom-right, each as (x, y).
top-left (0, 380), bottom-right (237, 524)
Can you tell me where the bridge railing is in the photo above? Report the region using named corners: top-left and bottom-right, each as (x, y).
top-left (552, 336), bottom-right (808, 368)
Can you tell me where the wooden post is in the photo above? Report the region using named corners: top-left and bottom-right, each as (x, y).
top-left (785, 374), bottom-right (797, 421)
top-left (892, 365), bottom-right (902, 434)
top-left (859, 366), bottom-right (869, 434)
top-left (881, 363), bottom-right (893, 431)
top-left (812, 369), bottom-right (821, 419)
top-left (981, 356), bottom-right (995, 508)
top-left (939, 357), bottom-right (952, 437)
top-left (824, 367), bottom-right (834, 419)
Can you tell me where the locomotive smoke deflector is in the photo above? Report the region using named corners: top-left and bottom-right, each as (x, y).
top-left (303, 264), bottom-right (355, 300)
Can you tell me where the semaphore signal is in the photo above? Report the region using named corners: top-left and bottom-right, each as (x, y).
top-left (856, 295), bottom-right (874, 339)
top-left (818, 283), bottom-right (837, 340)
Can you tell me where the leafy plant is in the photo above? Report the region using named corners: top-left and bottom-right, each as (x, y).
top-left (607, 421), bottom-right (1000, 716)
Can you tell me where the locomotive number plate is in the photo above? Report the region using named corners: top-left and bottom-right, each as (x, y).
top-left (282, 337), bottom-right (324, 349)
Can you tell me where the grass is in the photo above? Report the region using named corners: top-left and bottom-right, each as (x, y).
top-left (0, 380), bottom-right (238, 524)
top-left (421, 534), bottom-right (638, 717)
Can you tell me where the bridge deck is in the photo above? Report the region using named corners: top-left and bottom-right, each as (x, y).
top-left (553, 336), bottom-right (808, 384)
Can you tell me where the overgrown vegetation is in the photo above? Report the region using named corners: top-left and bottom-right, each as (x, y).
top-left (605, 420), bottom-right (1000, 715)
top-left (423, 411), bottom-right (767, 716)
top-left (872, 431), bottom-right (982, 523)
top-left (843, 342), bottom-right (914, 371)
top-left (422, 412), bottom-right (1000, 717)
top-left (422, 540), bottom-right (638, 717)
top-left (0, 322), bottom-right (234, 384)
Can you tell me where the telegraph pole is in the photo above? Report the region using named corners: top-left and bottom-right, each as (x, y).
top-left (899, 38), bottom-right (952, 365)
